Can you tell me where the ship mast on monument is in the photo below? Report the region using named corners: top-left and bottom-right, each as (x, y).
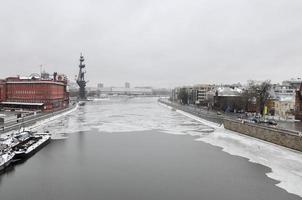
top-left (76, 53), bottom-right (87, 100)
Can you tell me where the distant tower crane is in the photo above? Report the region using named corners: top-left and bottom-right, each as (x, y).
top-left (76, 53), bottom-right (87, 100)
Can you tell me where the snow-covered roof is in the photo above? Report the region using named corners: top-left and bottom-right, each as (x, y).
top-left (277, 95), bottom-right (295, 102)
top-left (269, 87), bottom-right (295, 102)
top-left (215, 87), bottom-right (243, 96)
top-left (0, 102), bottom-right (44, 106)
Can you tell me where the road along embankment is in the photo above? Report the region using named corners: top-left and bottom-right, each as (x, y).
top-left (159, 99), bottom-right (302, 152)
top-left (1, 104), bottom-right (78, 134)
top-left (158, 99), bottom-right (223, 125)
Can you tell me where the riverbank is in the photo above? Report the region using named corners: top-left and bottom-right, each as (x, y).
top-left (158, 99), bottom-right (224, 125)
top-left (224, 118), bottom-right (302, 152)
top-left (159, 99), bottom-right (302, 152)
top-left (0, 104), bottom-right (78, 134)
top-left (1, 97), bottom-right (301, 200)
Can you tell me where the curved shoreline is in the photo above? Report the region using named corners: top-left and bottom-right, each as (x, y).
top-left (158, 100), bottom-right (302, 198)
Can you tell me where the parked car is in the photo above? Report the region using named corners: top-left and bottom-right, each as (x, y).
top-left (268, 119), bottom-right (277, 126)
top-left (258, 119), bottom-right (269, 124)
top-left (251, 118), bottom-right (258, 123)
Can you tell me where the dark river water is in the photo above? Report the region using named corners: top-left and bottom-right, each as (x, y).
top-left (0, 97), bottom-right (301, 200)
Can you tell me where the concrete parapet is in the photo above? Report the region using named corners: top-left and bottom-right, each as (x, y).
top-left (223, 119), bottom-right (302, 152)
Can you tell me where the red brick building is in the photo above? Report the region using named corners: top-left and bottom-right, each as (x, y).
top-left (0, 73), bottom-right (69, 111)
top-left (0, 80), bottom-right (6, 102)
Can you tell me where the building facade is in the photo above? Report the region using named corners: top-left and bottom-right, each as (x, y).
top-left (0, 74), bottom-right (69, 111)
top-left (269, 84), bottom-right (296, 119)
top-left (295, 83), bottom-right (302, 120)
top-left (171, 87), bottom-right (180, 102)
top-left (274, 99), bottom-right (295, 120)
top-left (171, 85), bottom-right (215, 105)
top-left (192, 84), bottom-right (215, 106)
top-left (98, 86), bottom-right (153, 96)
top-left (0, 80), bottom-right (6, 102)
top-left (212, 87), bottom-right (245, 112)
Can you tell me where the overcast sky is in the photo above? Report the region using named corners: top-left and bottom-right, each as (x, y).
top-left (0, 0), bottom-right (302, 88)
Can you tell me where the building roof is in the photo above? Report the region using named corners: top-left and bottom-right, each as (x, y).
top-left (0, 102), bottom-right (44, 106)
top-left (216, 87), bottom-right (243, 96)
top-left (277, 95), bottom-right (295, 102)
top-left (269, 86), bottom-right (295, 102)
top-left (5, 80), bottom-right (65, 86)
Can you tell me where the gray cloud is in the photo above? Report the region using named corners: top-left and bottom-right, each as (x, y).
top-left (0, 0), bottom-right (302, 87)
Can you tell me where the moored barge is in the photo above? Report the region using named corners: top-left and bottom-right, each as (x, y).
top-left (13, 134), bottom-right (51, 159)
top-left (0, 150), bottom-right (15, 172)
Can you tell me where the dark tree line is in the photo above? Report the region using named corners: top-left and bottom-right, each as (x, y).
top-left (175, 80), bottom-right (272, 116)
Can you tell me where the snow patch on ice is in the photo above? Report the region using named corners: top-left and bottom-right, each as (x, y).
top-left (162, 103), bottom-right (302, 197)
top-left (30, 98), bottom-right (302, 198)
top-left (197, 128), bottom-right (302, 197)
top-left (175, 109), bottom-right (220, 129)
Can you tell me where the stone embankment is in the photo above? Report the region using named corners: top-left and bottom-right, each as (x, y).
top-left (224, 119), bottom-right (302, 152)
top-left (159, 99), bottom-right (302, 152)
top-left (1, 105), bottom-right (77, 134)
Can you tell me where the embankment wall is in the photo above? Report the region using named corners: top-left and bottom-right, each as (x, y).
top-left (223, 119), bottom-right (302, 152)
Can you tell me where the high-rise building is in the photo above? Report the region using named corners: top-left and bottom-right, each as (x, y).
top-left (125, 82), bottom-right (130, 88)
top-left (97, 83), bottom-right (104, 88)
top-left (192, 84), bottom-right (215, 105)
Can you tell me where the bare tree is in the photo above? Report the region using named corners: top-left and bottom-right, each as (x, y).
top-left (258, 81), bottom-right (272, 115)
top-left (241, 80), bottom-right (272, 115)
top-left (178, 88), bottom-right (188, 104)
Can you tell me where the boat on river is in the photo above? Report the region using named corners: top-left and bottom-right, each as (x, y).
top-left (0, 138), bottom-right (15, 172)
top-left (0, 151), bottom-right (15, 172)
top-left (0, 129), bottom-right (51, 167)
top-left (13, 133), bottom-right (51, 160)
top-left (13, 130), bottom-right (33, 146)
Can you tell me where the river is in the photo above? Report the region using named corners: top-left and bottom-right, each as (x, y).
top-left (0, 97), bottom-right (301, 200)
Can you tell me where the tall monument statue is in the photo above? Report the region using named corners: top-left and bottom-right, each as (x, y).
top-left (76, 54), bottom-right (87, 100)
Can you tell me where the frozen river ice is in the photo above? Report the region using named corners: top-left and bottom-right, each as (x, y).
top-left (0, 97), bottom-right (301, 200)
